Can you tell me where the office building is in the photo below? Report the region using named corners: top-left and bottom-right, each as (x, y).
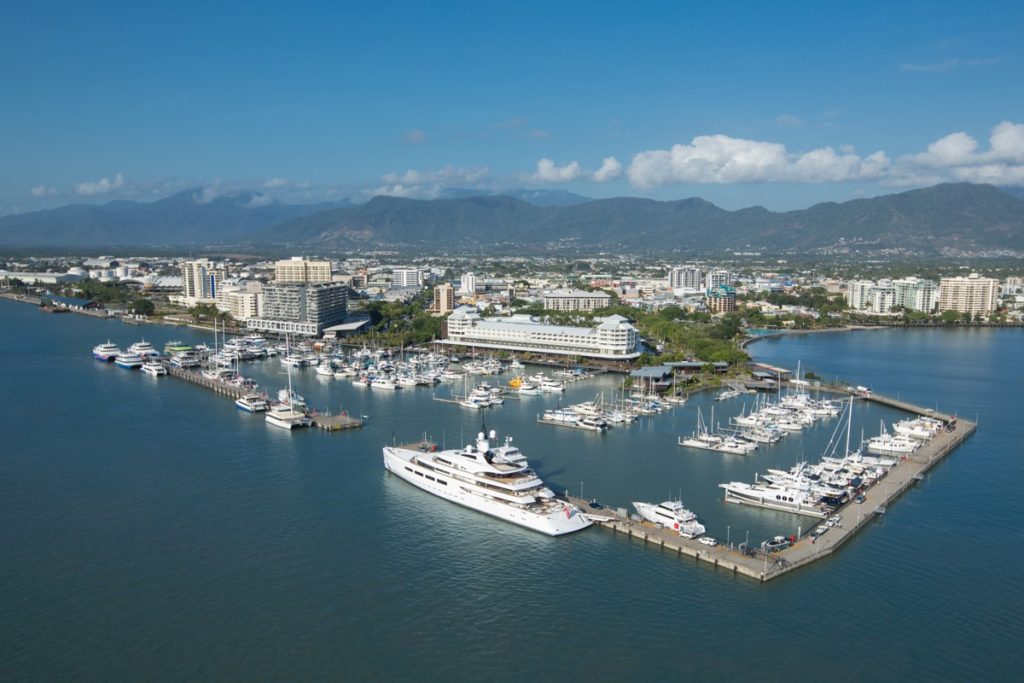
top-left (274, 257), bottom-right (332, 284)
top-left (247, 282), bottom-right (348, 336)
top-left (542, 288), bottom-right (612, 312)
top-left (938, 273), bottom-right (999, 316)
top-left (392, 268), bottom-right (423, 288)
top-left (441, 307), bottom-right (640, 360)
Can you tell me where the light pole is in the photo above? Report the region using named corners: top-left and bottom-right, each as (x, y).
top-left (727, 525), bottom-right (731, 547)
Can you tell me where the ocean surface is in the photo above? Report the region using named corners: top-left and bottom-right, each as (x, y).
top-left (1, 300), bottom-right (1021, 681)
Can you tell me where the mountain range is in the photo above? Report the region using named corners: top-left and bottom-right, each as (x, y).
top-left (2, 183), bottom-right (1023, 252)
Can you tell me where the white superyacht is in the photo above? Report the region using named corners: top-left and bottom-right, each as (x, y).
top-left (382, 430), bottom-right (591, 536)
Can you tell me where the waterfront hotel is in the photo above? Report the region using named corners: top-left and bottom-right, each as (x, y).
top-left (440, 307), bottom-right (641, 360)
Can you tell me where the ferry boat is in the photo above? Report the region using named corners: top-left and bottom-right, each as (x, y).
top-left (129, 340), bottom-right (160, 358)
top-left (633, 500), bottom-right (706, 538)
top-left (114, 352), bottom-right (144, 369)
top-left (140, 360), bottom-right (167, 376)
top-left (236, 394), bottom-right (270, 413)
top-left (383, 430), bottom-right (591, 536)
top-left (164, 340), bottom-right (192, 354)
top-left (92, 341), bottom-right (122, 361)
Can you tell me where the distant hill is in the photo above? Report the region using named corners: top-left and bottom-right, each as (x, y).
top-left (2, 183), bottom-right (1023, 252)
top-left (270, 183), bottom-right (1024, 252)
top-left (0, 189), bottom-right (348, 247)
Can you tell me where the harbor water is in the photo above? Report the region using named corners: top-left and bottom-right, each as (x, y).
top-left (1, 300), bottom-right (1021, 681)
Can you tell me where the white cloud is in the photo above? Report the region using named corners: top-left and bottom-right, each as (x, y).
top-left (30, 185), bottom-right (57, 197)
top-left (894, 120), bottom-right (1024, 185)
top-left (592, 156), bottom-right (623, 182)
top-left (533, 158), bottom-right (582, 183)
top-left (775, 114), bottom-right (805, 128)
top-left (900, 56), bottom-right (1007, 73)
top-left (73, 172), bottom-right (125, 196)
top-left (626, 134), bottom-right (889, 188)
top-left (529, 129), bottom-right (551, 139)
top-left (373, 165), bottom-right (491, 199)
top-left (493, 117), bottom-right (526, 129)
top-left (263, 177), bottom-right (289, 188)
top-left (403, 129), bottom-right (426, 144)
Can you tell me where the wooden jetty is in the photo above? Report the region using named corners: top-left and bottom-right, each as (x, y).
top-left (311, 412), bottom-right (364, 431)
top-left (573, 414), bottom-right (975, 583)
top-left (168, 366), bottom-right (363, 432)
top-left (167, 366), bottom-right (248, 400)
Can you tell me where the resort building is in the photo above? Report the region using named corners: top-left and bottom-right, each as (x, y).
top-left (441, 307), bottom-right (641, 360)
top-left (542, 288), bottom-right (612, 312)
top-left (274, 257), bottom-right (332, 284)
top-left (938, 273), bottom-right (999, 316)
top-left (246, 281), bottom-right (348, 336)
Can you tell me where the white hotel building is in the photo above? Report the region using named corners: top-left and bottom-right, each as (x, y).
top-left (441, 307), bottom-right (641, 360)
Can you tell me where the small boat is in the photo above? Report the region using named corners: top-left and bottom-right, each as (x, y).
top-left (265, 403), bottom-right (312, 429)
top-left (236, 394), bottom-right (270, 413)
top-left (164, 340), bottom-right (192, 354)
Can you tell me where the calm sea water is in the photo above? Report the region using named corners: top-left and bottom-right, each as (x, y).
top-left (1, 300), bottom-right (1021, 681)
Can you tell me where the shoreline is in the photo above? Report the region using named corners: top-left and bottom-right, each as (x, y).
top-left (740, 325), bottom-right (885, 349)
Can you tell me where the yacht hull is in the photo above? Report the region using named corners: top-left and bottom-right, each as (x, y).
top-left (383, 447), bottom-right (591, 536)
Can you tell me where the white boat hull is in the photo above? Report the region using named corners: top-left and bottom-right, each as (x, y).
top-left (383, 447), bottom-right (591, 536)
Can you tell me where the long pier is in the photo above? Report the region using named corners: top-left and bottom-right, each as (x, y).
top-left (167, 366), bottom-right (249, 399)
top-left (572, 414), bottom-right (975, 582)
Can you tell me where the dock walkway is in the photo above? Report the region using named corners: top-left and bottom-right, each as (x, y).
top-left (573, 416), bottom-right (975, 582)
top-left (167, 366), bottom-right (248, 400)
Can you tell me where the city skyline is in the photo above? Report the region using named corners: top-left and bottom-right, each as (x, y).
top-left (3, 1), bottom-right (1023, 215)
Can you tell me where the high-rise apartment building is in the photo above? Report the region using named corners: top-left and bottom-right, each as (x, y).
top-left (542, 289), bottom-right (612, 312)
top-left (459, 272), bottom-right (478, 294)
top-left (432, 283), bottom-right (455, 314)
top-left (180, 259), bottom-right (225, 305)
top-left (938, 273), bottom-right (999, 316)
top-left (247, 282), bottom-right (348, 336)
top-left (669, 266), bottom-right (704, 291)
top-left (892, 277), bottom-right (938, 313)
top-left (274, 257), bottom-right (332, 284)
top-left (705, 269), bottom-right (733, 290)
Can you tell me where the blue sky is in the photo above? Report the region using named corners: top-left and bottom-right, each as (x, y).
top-left (2, 0), bottom-right (1023, 214)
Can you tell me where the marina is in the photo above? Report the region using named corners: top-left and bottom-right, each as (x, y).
top-left (574, 412), bottom-right (975, 582)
